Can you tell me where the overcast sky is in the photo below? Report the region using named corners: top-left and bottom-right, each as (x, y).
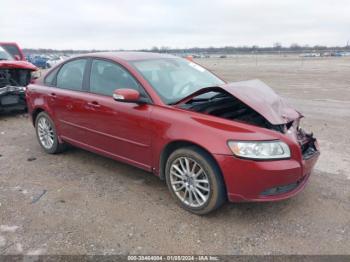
top-left (1, 0), bottom-right (349, 50)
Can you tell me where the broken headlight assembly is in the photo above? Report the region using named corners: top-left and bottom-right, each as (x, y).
top-left (228, 140), bottom-right (291, 160)
top-left (0, 86), bottom-right (26, 95)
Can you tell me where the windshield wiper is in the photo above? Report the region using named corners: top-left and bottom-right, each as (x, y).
top-left (169, 92), bottom-right (225, 105)
top-left (192, 93), bottom-right (226, 102)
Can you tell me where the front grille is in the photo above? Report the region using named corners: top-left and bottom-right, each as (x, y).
top-left (297, 128), bottom-right (318, 160)
top-left (300, 137), bottom-right (318, 160)
top-left (302, 144), bottom-right (318, 159)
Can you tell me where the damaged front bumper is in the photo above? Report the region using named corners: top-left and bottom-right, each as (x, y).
top-left (214, 127), bottom-right (320, 202)
top-left (215, 147), bottom-right (319, 202)
top-left (0, 85), bottom-right (27, 112)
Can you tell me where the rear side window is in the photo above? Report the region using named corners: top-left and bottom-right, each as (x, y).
top-left (44, 67), bottom-right (60, 86)
top-left (57, 59), bottom-right (87, 91)
top-left (90, 59), bottom-right (140, 96)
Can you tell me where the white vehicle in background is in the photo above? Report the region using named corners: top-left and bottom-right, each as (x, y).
top-left (300, 53), bottom-right (321, 57)
top-left (46, 56), bottom-right (64, 68)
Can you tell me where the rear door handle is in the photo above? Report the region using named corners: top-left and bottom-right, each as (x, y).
top-left (49, 93), bottom-right (57, 102)
top-left (87, 101), bottom-right (101, 108)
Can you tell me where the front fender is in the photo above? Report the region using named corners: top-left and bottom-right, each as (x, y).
top-left (150, 106), bottom-right (282, 174)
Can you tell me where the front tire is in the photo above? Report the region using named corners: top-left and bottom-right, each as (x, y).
top-left (165, 146), bottom-right (226, 215)
top-left (35, 112), bottom-right (65, 154)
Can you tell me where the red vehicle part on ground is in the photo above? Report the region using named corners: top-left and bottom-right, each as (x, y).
top-left (25, 52), bottom-right (319, 214)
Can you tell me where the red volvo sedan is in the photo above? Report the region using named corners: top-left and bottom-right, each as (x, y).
top-left (26, 52), bottom-right (319, 214)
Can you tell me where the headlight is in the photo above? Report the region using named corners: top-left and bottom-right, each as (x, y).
top-left (227, 140), bottom-right (291, 160)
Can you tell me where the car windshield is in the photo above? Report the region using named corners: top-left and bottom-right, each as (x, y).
top-left (131, 58), bottom-right (225, 104)
top-left (0, 46), bottom-right (13, 61)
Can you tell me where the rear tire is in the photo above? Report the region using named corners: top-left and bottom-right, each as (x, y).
top-left (165, 146), bottom-right (226, 215)
top-left (35, 112), bottom-right (66, 154)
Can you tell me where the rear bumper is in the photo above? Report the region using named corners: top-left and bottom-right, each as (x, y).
top-left (214, 147), bottom-right (320, 202)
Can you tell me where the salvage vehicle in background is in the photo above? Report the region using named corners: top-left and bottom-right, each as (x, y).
top-left (0, 42), bottom-right (26, 61)
top-left (26, 52), bottom-right (319, 214)
top-left (0, 46), bottom-right (37, 113)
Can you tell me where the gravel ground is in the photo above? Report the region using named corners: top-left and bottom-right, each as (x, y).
top-left (0, 55), bottom-right (349, 255)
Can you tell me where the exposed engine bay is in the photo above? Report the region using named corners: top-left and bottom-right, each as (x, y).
top-left (178, 91), bottom-right (286, 132)
top-left (0, 69), bottom-right (31, 88)
top-left (176, 80), bottom-right (318, 159)
top-left (0, 69), bottom-right (31, 112)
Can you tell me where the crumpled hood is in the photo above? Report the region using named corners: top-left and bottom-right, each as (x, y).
top-left (219, 79), bottom-right (300, 125)
top-left (0, 60), bottom-right (37, 71)
top-left (175, 79), bottom-right (301, 125)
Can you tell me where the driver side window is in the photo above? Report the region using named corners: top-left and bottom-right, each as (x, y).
top-left (90, 59), bottom-right (141, 96)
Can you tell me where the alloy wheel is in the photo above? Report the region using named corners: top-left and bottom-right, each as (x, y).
top-left (37, 116), bottom-right (55, 150)
top-left (169, 157), bottom-right (210, 208)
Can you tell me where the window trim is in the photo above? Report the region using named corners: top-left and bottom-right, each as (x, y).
top-left (87, 57), bottom-right (153, 104)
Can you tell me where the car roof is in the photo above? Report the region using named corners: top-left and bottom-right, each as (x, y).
top-left (79, 51), bottom-right (177, 62)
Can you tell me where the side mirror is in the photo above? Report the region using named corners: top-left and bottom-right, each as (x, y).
top-left (14, 55), bottom-right (21, 61)
top-left (113, 88), bottom-right (140, 103)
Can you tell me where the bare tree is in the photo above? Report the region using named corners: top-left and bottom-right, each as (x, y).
top-left (273, 42), bottom-right (282, 51)
top-left (290, 43), bottom-right (301, 51)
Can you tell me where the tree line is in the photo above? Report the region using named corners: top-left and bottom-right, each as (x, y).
top-left (23, 43), bottom-right (350, 55)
